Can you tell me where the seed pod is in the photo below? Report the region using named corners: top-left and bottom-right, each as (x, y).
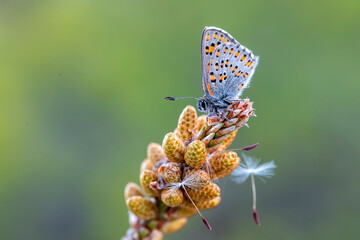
top-left (187, 182), bottom-right (220, 201)
top-left (161, 188), bottom-right (184, 207)
top-left (181, 197), bottom-right (221, 210)
top-left (175, 105), bottom-right (197, 143)
top-left (158, 162), bottom-right (181, 183)
top-left (143, 229), bottom-right (163, 240)
top-left (125, 182), bottom-right (144, 200)
top-left (184, 140), bottom-right (207, 168)
top-left (160, 218), bottom-right (187, 234)
top-left (166, 206), bottom-right (197, 219)
top-left (147, 143), bottom-right (164, 164)
top-left (183, 168), bottom-right (210, 190)
top-left (126, 196), bottom-right (158, 220)
top-left (162, 132), bottom-right (185, 163)
top-left (140, 158), bottom-right (154, 172)
top-left (210, 151), bottom-right (240, 180)
top-left (194, 115), bottom-right (206, 133)
top-left (140, 170), bottom-right (160, 196)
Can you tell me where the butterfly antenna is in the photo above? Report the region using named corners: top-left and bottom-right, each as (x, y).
top-left (181, 185), bottom-right (212, 230)
top-left (165, 97), bottom-right (200, 101)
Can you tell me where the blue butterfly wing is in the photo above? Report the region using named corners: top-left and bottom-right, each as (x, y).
top-left (201, 27), bottom-right (259, 101)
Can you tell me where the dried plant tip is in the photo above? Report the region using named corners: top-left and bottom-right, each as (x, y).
top-left (215, 125), bottom-right (236, 137)
top-left (158, 162), bottom-right (181, 183)
top-left (141, 158), bottom-right (154, 172)
top-left (147, 143), bottom-right (164, 164)
top-left (126, 196), bottom-right (158, 220)
top-left (140, 170), bottom-right (160, 196)
top-left (206, 123), bottom-right (224, 135)
top-left (184, 140), bottom-right (207, 168)
top-left (161, 188), bottom-right (184, 207)
top-left (124, 182), bottom-right (144, 200)
top-left (207, 114), bottom-right (223, 125)
top-left (227, 109), bottom-right (241, 119)
top-left (210, 151), bottom-right (240, 180)
top-left (202, 217), bottom-right (212, 230)
top-left (253, 208), bottom-right (261, 226)
top-left (162, 132), bottom-right (185, 163)
top-left (201, 132), bottom-right (215, 146)
top-left (187, 182), bottom-right (220, 201)
top-left (175, 105), bottom-right (197, 143)
top-left (223, 117), bottom-right (239, 127)
top-left (207, 99), bottom-right (254, 127)
top-left (208, 133), bottom-right (231, 147)
top-left (159, 218), bottom-right (188, 234)
top-left (241, 143), bottom-right (259, 151)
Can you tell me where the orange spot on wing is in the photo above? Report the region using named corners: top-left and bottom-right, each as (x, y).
top-left (206, 35), bottom-right (210, 40)
top-left (210, 46), bottom-right (215, 53)
top-left (210, 59), bottom-right (213, 65)
top-left (238, 84), bottom-right (243, 90)
top-left (244, 73), bottom-right (248, 78)
top-left (213, 34), bottom-right (217, 39)
top-left (235, 51), bottom-right (240, 57)
top-left (241, 55), bottom-right (246, 61)
top-left (207, 83), bottom-right (214, 96)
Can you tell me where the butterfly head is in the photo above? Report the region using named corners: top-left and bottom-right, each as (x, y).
top-left (197, 98), bottom-right (210, 113)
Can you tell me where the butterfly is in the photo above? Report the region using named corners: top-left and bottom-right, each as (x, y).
top-left (166, 26), bottom-right (259, 117)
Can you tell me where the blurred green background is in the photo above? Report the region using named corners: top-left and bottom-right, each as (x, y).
top-left (1, 0), bottom-right (359, 239)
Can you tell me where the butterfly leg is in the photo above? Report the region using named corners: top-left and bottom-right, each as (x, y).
top-left (224, 99), bottom-right (233, 105)
top-left (219, 111), bottom-right (230, 121)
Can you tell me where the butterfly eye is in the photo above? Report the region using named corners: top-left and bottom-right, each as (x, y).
top-left (201, 101), bottom-right (207, 110)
